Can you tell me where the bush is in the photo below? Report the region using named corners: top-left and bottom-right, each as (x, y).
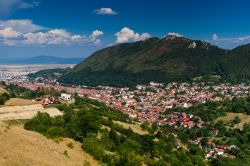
top-left (67, 142), bottom-right (74, 149)
top-left (24, 112), bottom-right (52, 134)
top-left (0, 93), bottom-right (10, 105)
top-left (63, 150), bottom-right (69, 157)
top-left (82, 136), bottom-right (107, 162)
top-left (232, 116), bottom-right (241, 124)
top-left (65, 109), bottom-right (101, 140)
top-left (46, 126), bottom-right (66, 138)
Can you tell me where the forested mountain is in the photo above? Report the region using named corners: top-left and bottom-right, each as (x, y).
top-left (58, 35), bottom-right (250, 86)
top-left (218, 43), bottom-right (250, 82)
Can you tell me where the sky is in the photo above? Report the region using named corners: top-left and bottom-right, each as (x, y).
top-left (0, 0), bottom-right (250, 59)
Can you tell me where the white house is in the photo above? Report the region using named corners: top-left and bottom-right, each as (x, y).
top-left (61, 93), bottom-right (72, 101)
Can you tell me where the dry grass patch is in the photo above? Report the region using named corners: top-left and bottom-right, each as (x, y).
top-left (0, 104), bottom-right (63, 121)
top-left (216, 113), bottom-right (250, 130)
top-left (0, 122), bottom-right (100, 166)
top-left (0, 86), bottom-right (8, 95)
top-left (113, 120), bottom-right (148, 135)
top-left (4, 98), bottom-right (36, 106)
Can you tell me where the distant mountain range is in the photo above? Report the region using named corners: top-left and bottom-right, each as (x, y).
top-left (0, 55), bottom-right (83, 64)
top-left (57, 34), bottom-right (250, 86)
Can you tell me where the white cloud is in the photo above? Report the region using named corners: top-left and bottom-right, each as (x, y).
top-left (93, 39), bottom-right (101, 45)
top-left (0, 19), bottom-right (45, 33)
top-left (0, 19), bottom-right (104, 46)
top-left (91, 30), bottom-right (104, 40)
top-left (0, 27), bottom-right (20, 38)
top-left (210, 34), bottom-right (250, 49)
top-left (213, 34), bottom-right (219, 40)
top-left (90, 30), bottom-right (104, 45)
top-left (0, 0), bottom-right (39, 16)
top-left (22, 29), bottom-right (78, 45)
top-left (49, 29), bottom-right (71, 38)
top-left (94, 7), bottom-right (117, 15)
top-left (71, 34), bottom-right (81, 41)
top-left (167, 32), bottom-right (183, 37)
top-left (135, 33), bottom-right (151, 41)
top-left (115, 27), bottom-right (151, 43)
top-left (18, 1), bottom-right (39, 9)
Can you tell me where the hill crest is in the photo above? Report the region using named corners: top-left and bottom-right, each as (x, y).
top-left (56, 36), bottom-right (250, 86)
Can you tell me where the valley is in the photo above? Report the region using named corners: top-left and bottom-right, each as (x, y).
top-left (1, 0), bottom-right (250, 165)
top-left (0, 79), bottom-right (250, 165)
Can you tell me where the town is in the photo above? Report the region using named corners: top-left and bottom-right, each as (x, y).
top-left (21, 81), bottom-right (250, 123)
top-left (1, 71), bottom-right (250, 161)
top-left (2, 71), bottom-right (250, 124)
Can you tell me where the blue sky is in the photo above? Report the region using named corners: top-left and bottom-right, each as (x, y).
top-left (0, 0), bottom-right (250, 59)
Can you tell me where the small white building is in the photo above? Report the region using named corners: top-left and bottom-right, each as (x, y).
top-left (150, 82), bottom-right (163, 87)
top-left (61, 93), bottom-right (72, 101)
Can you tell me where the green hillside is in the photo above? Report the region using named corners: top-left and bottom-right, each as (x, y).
top-left (24, 96), bottom-right (250, 166)
top-left (28, 68), bottom-right (66, 79)
top-left (58, 35), bottom-right (250, 86)
top-left (218, 43), bottom-right (250, 82)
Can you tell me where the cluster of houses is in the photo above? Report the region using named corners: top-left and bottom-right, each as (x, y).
top-left (83, 82), bottom-right (250, 124)
top-left (36, 96), bottom-right (59, 106)
top-left (190, 138), bottom-right (237, 159)
top-left (36, 93), bottom-right (74, 106)
top-left (189, 132), bottom-right (237, 160)
top-left (156, 112), bottom-right (203, 128)
top-left (206, 143), bottom-right (237, 159)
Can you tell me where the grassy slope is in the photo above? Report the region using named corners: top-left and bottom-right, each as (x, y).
top-left (0, 122), bottom-right (99, 166)
top-left (113, 120), bottom-right (148, 135)
top-left (4, 98), bottom-right (36, 106)
top-left (216, 113), bottom-right (250, 130)
top-left (0, 86), bottom-right (8, 95)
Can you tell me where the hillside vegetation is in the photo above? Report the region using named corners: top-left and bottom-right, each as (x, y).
top-left (24, 97), bottom-right (209, 166)
top-left (58, 35), bottom-right (250, 86)
top-left (22, 94), bottom-right (250, 166)
top-left (28, 68), bottom-right (66, 80)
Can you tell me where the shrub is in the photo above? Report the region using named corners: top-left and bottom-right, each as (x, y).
top-left (67, 142), bottom-right (74, 149)
top-left (232, 116), bottom-right (241, 124)
top-left (63, 150), bottom-right (69, 158)
top-left (46, 126), bottom-right (65, 138)
top-left (0, 93), bottom-right (10, 105)
top-left (24, 112), bottom-right (52, 134)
